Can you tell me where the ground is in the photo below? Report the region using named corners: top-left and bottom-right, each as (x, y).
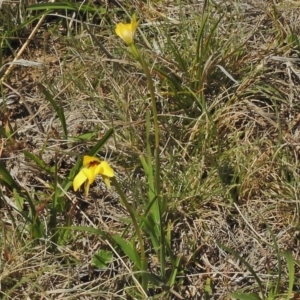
top-left (1, 0), bottom-right (300, 299)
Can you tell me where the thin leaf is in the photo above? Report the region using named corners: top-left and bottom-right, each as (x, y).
top-left (63, 226), bottom-right (111, 245)
top-left (168, 255), bottom-right (181, 287)
top-left (112, 234), bottom-right (141, 269)
top-left (27, 2), bottom-right (107, 14)
top-left (87, 128), bottom-right (114, 157)
top-left (0, 161), bottom-right (18, 188)
top-left (166, 34), bottom-right (188, 73)
top-left (23, 150), bottom-right (55, 173)
top-left (39, 84), bottom-right (68, 139)
top-left (139, 215), bottom-right (160, 250)
top-left (15, 11), bottom-right (50, 31)
top-left (140, 155), bottom-right (150, 174)
top-left (217, 242), bottom-right (265, 297)
top-left (282, 250), bottom-right (294, 299)
top-left (230, 292), bottom-right (262, 300)
top-left (265, 222), bottom-right (281, 295)
top-left (27, 2), bottom-right (77, 10)
top-left (72, 132), bottom-right (97, 141)
top-left (145, 112), bottom-right (158, 218)
top-left (13, 189), bottom-right (24, 211)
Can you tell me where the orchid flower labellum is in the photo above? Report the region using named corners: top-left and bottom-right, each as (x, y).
top-left (73, 155), bottom-right (114, 197)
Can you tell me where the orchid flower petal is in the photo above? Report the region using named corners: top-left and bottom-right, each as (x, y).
top-left (82, 168), bottom-right (97, 184)
top-left (115, 14), bottom-right (138, 45)
top-left (102, 175), bottom-right (111, 189)
top-left (97, 161), bottom-right (115, 177)
top-left (84, 180), bottom-right (91, 197)
top-left (73, 169), bottom-right (88, 191)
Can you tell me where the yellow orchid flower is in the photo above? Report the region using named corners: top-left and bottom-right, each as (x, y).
top-left (115, 14), bottom-right (138, 45)
top-left (73, 155), bottom-right (114, 197)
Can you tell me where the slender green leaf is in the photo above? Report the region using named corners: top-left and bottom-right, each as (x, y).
top-left (112, 234), bottom-right (141, 269)
top-left (265, 222), bottom-right (281, 295)
top-left (13, 189), bottom-right (24, 211)
top-left (166, 33), bottom-right (188, 73)
top-left (15, 11), bottom-right (50, 31)
top-left (72, 131), bottom-right (97, 141)
top-left (140, 155), bottom-right (150, 174)
top-left (144, 111), bottom-right (155, 200)
top-left (145, 111), bottom-right (159, 222)
top-left (27, 2), bottom-right (106, 14)
top-left (282, 250), bottom-right (294, 299)
top-left (67, 158), bottom-right (82, 181)
top-left (49, 160), bottom-right (61, 246)
top-left (139, 215), bottom-right (160, 250)
top-left (194, 12), bottom-right (209, 68)
top-left (0, 161), bottom-right (18, 188)
top-left (39, 84), bottom-right (68, 139)
top-left (168, 255), bottom-right (181, 287)
top-left (159, 219), bottom-right (166, 281)
top-left (217, 242), bottom-right (265, 298)
top-left (230, 293), bottom-right (262, 300)
top-left (87, 128), bottom-right (114, 157)
top-left (27, 2), bottom-right (78, 10)
top-left (64, 226), bottom-right (110, 240)
top-left (24, 150), bottom-right (55, 173)
top-left (60, 158), bottom-right (82, 197)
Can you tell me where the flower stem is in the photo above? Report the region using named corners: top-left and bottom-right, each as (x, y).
top-left (112, 177), bottom-right (148, 291)
top-left (130, 44), bottom-right (160, 194)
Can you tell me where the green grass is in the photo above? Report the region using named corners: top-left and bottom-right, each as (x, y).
top-left (0, 0), bottom-right (300, 299)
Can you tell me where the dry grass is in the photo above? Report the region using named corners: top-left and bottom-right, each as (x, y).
top-left (1, 0), bottom-right (300, 299)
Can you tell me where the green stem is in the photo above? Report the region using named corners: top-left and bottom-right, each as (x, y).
top-left (130, 44), bottom-right (160, 195)
top-left (130, 43), bottom-right (164, 279)
top-left (112, 177), bottom-right (148, 291)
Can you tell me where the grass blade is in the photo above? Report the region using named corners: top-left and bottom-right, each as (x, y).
top-left (282, 250), bottom-right (294, 299)
top-left (217, 242), bottom-right (265, 298)
top-left (23, 150), bottom-right (55, 173)
top-left (66, 225), bottom-right (110, 239)
top-left (87, 128), bottom-right (114, 156)
top-left (230, 293), bottom-right (262, 300)
top-left (265, 222), bottom-right (282, 295)
top-left (0, 161), bottom-right (18, 188)
top-left (27, 2), bottom-right (106, 14)
top-left (112, 234), bottom-right (141, 269)
top-left (39, 84), bottom-right (68, 139)
top-left (27, 2), bottom-right (77, 11)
